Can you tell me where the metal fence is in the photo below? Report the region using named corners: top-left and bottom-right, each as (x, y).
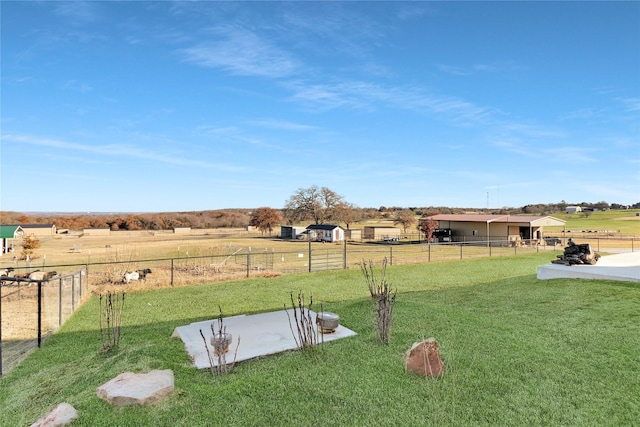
top-left (73, 239), bottom-right (571, 288)
top-left (1, 236), bottom-right (636, 376)
top-left (0, 267), bottom-right (88, 377)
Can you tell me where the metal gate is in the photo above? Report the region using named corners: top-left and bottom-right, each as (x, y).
top-left (309, 247), bottom-right (345, 272)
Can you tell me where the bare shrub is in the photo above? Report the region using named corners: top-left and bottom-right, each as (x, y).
top-left (199, 307), bottom-right (239, 376)
top-left (104, 246), bottom-right (138, 284)
top-left (99, 291), bottom-right (125, 351)
top-left (361, 257), bottom-right (389, 299)
top-left (285, 290), bottom-right (322, 349)
top-left (360, 258), bottom-right (396, 344)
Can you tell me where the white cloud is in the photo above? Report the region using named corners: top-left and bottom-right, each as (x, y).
top-left (2, 134), bottom-right (246, 172)
top-left (618, 97), bottom-right (640, 112)
top-left (248, 119), bottom-right (319, 131)
top-left (181, 27), bottom-right (299, 78)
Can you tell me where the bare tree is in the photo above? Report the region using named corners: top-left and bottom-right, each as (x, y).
top-left (249, 207), bottom-right (282, 235)
top-left (333, 202), bottom-right (360, 229)
top-left (393, 209), bottom-right (417, 233)
top-left (283, 186), bottom-right (347, 224)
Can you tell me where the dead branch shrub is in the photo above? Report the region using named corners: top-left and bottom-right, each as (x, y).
top-left (361, 258), bottom-right (396, 344)
top-left (285, 290), bottom-right (322, 349)
top-left (99, 291), bottom-right (125, 351)
top-left (361, 257), bottom-right (389, 299)
top-left (104, 246), bottom-right (138, 284)
top-left (199, 306), bottom-right (239, 376)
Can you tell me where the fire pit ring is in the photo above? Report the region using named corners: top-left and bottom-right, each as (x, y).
top-left (211, 332), bottom-right (233, 354)
top-left (316, 312), bottom-right (340, 333)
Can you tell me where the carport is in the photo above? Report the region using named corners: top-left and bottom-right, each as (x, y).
top-left (0, 225), bottom-right (23, 256)
top-left (426, 214), bottom-right (566, 244)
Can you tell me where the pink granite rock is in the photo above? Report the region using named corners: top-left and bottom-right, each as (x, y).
top-left (96, 369), bottom-right (174, 406)
top-left (30, 402), bottom-right (78, 427)
top-left (404, 338), bottom-right (445, 377)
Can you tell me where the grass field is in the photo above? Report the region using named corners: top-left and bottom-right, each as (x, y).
top-left (545, 209), bottom-right (640, 235)
top-left (1, 253), bottom-right (638, 426)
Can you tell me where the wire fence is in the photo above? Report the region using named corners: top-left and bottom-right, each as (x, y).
top-left (1, 235), bottom-right (636, 376)
top-left (0, 267), bottom-right (88, 377)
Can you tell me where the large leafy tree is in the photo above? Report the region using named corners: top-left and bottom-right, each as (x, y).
top-left (249, 207), bottom-right (282, 235)
top-left (283, 186), bottom-right (347, 225)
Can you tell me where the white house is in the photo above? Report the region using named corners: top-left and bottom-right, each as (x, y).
top-left (305, 224), bottom-right (345, 242)
top-left (566, 206), bottom-right (582, 213)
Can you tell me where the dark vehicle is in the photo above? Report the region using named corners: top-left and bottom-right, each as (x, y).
top-left (432, 228), bottom-right (452, 243)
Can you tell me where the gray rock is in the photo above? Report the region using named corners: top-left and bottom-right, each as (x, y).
top-left (30, 402), bottom-right (78, 427)
top-left (96, 369), bottom-right (174, 406)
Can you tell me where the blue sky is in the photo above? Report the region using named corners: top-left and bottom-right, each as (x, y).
top-left (1, 1), bottom-right (639, 213)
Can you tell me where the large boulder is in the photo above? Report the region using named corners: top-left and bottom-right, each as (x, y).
top-left (30, 402), bottom-right (78, 427)
top-left (97, 369), bottom-right (174, 406)
top-left (404, 338), bottom-right (445, 377)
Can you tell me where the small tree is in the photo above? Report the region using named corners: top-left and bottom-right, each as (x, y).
top-left (417, 217), bottom-right (438, 242)
top-left (249, 207), bottom-right (282, 235)
top-left (100, 291), bottom-right (125, 352)
top-left (334, 202), bottom-right (360, 229)
top-left (21, 234), bottom-right (41, 260)
top-left (393, 209), bottom-right (417, 233)
top-left (361, 258), bottom-right (396, 344)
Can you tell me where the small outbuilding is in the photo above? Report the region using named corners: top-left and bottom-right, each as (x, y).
top-left (83, 228), bottom-right (111, 236)
top-left (0, 225), bottom-right (24, 256)
top-left (566, 206), bottom-right (582, 213)
top-left (173, 226), bottom-right (191, 234)
top-left (6, 224), bottom-right (57, 236)
top-left (281, 226), bottom-right (308, 240)
top-left (305, 224), bottom-right (345, 242)
top-left (345, 229), bottom-right (362, 241)
top-left (363, 226), bottom-right (401, 241)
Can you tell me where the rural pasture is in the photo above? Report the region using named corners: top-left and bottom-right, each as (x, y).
top-left (0, 253), bottom-right (638, 426)
top-left (1, 212), bottom-right (638, 379)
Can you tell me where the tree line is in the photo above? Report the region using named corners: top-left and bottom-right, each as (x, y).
top-left (1, 187), bottom-right (635, 235)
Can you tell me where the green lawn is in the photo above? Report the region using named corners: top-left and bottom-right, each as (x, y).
top-left (1, 253), bottom-right (639, 426)
top-left (548, 209), bottom-right (640, 235)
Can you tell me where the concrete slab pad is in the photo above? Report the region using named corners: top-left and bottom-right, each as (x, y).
top-left (172, 309), bottom-right (357, 369)
top-left (537, 252), bottom-right (640, 282)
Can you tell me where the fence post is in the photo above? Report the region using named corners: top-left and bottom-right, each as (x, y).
top-left (71, 274), bottom-right (76, 309)
top-left (308, 239), bottom-right (312, 273)
top-left (171, 259), bottom-right (174, 287)
top-left (343, 239), bottom-right (347, 270)
top-left (390, 246), bottom-right (393, 266)
top-left (489, 241), bottom-right (492, 257)
top-left (428, 243), bottom-right (431, 262)
top-left (1, 280), bottom-right (3, 377)
top-left (246, 252), bottom-right (251, 278)
top-left (58, 278), bottom-right (63, 326)
top-left (460, 244), bottom-right (463, 260)
top-left (37, 281), bottom-right (42, 348)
